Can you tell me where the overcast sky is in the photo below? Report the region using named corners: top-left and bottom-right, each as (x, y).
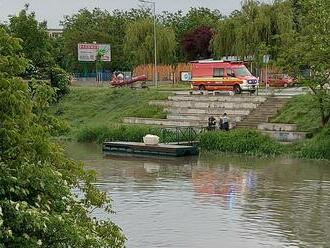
top-left (0, 0), bottom-right (271, 28)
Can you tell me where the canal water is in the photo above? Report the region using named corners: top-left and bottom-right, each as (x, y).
top-left (65, 142), bottom-right (330, 248)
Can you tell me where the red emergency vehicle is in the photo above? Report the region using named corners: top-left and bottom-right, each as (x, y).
top-left (191, 60), bottom-right (259, 94)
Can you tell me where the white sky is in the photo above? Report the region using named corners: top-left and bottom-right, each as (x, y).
top-left (0, 0), bottom-right (271, 28)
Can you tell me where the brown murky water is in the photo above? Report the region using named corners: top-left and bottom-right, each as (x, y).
top-left (65, 142), bottom-right (330, 248)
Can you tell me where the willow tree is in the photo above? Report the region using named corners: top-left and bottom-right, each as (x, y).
top-left (124, 19), bottom-right (176, 68)
top-left (212, 0), bottom-right (294, 66)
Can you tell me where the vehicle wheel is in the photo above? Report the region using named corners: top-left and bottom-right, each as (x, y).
top-left (233, 84), bottom-right (241, 94)
top-left (199, 85), bottom-right (206, 91)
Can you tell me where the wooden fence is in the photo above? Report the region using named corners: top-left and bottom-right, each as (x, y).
top-left (133, 63), bottom-right (192, 82)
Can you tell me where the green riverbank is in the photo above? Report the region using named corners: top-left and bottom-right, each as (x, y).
top-left (52, 88), bottom-right (330, 160)
top-left (52, 87), bottom-right (171, 139)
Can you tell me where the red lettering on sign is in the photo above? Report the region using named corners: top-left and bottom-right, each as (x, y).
top-left (79, 44), bottom-right (98, 49)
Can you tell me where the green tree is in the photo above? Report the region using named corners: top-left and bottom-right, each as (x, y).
top-left (0, 27), bottom-right (125, 247)
top-left (8, 4), bottom-right (55, 77)
top-left (61, 8), bottom-right (113, 72)
top-left (124, 19), bottom-right (176, 67)
top-left (61, 8), bottom-right (153, 72)
top-left (160, 7), bottom-right (222, 62)
top-left (212, 0), bottom-right (294, 64)
top-left (281, 0), bottom-right (330, 127)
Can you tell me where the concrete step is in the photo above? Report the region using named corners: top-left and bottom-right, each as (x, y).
top-left (247, 114), bottom-right (275, 117)
top-left (169, 95), bottom-right (267, 103)
top-left (167, 114), bottom-right (243, 122)
top-left (237, 122), bottom-right (263, 126)
top-left (243, 118), bottom-right (269, 122)
top-left (253, 109), bottom-right (282, 112)
top-left (150, 100), bottom-right (259, 109)
top-left (236, 125), bottom-right (258, 129)
top-left (261, 130), bottom-right (308, 142)
top-left (123, 117), bottom-right (236, 129)
top-left (165, 107), bottom-right (251, 116)
top-left (258, 123), bottom-right (298, 131)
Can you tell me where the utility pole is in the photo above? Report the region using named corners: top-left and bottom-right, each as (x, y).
top-left (138, 0), bottom-right (157, 87)
top-left (263, 55), bottom-right (270, 96)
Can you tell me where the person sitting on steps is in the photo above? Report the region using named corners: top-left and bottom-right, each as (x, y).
top-left (208, 116), bottom-right (216, 131)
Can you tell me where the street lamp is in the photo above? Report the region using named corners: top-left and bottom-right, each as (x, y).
top-left (138, 0), bottom-right (157, 87)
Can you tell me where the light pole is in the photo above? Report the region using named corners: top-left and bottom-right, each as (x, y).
top-left (139, 0), bottom-right (157, 87)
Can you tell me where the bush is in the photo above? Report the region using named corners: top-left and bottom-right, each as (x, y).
top-left (76, 125), bottom-right (163, 143)
top-left (294, 127), bottom-right (330, 160)
top-left (75, 124), bottom-right (196, 144)
top-left (49, 67), bottom-right (70, 101)
top-left (199, 129), bottom-right (285, 156)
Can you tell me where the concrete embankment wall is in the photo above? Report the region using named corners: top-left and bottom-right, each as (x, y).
top-left (123, 94), bottom-right (267, 129)
top-left (258, 123), bottom-right (308, 142)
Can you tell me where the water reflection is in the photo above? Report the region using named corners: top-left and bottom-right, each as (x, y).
top-left (65, 142), bottom-right (330, 248)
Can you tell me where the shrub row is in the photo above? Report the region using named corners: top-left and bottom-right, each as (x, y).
top-left (75, 125), bottom-right (329, 160)
top-left (199, 129), bottom-right (285, 156)
top-left (75, 124), bottom-right (191, 144)
top-left (292, 127), bottom-right (330, 160)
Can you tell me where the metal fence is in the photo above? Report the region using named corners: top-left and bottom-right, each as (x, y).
top-left (73, 72), bottom-right (111, 81)
top-left (73, 71), bottom-right (133, 82)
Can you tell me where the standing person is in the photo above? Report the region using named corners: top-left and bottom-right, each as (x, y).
top-left (222, 113), bottom-right (229, 131)
top-left (219, 115), bottom-right (224, 130)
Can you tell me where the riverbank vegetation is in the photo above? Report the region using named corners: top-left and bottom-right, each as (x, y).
top-left (271, 95), bottom-right (321, 132)
top-left (0, 28), bottom-right (125, 247)
top-left (271, 94), bottom-right (330, 160)
top-left (199, 129), bottom-right (285, 157)
top-left (52, 87), bottom-right (170, 139)
top-left (1, 1), bottom-right (329, 246)
top-left (52, 86), bottom-right (329, 160)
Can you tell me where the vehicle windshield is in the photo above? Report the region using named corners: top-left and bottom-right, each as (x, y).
top-left (233, 67), bottom-right (252, 77)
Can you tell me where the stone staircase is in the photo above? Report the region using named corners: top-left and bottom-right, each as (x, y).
top-left (124, 94), bottom-right (268, 129)
top-left (235, 97), bottom-right (290, 129)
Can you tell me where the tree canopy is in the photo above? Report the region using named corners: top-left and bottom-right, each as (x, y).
top-left (280, 0), bottom-right (330, 126)
top-left (8, 5), bottom-right (55, 77)
top-left (212, 0), bottom-right (294, 64)
top-left (0, 27), bottom-right (125, 247)
top-left (124, 18), bottom-right (176, 67)
top-left (181, 26), bottom-right (214, 61)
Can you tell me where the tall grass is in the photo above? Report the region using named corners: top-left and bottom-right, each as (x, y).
top-left (293, 127), bottom-right (330, 160)
top-left (76, 125), bottom-right (165, 143)
top-left (199, 129), bottom-right (285, 156)
top-left (76, 124), bottom-right (194, 144)
top-left (51, 87), bottom-right (170, 134)
top-left (271, 94), bottom-right (321, 132)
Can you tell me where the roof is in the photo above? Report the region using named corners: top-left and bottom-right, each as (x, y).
top-left (190, 59), bottom-right (244, 64)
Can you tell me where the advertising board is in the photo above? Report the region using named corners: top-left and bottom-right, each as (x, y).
top-left (78, 43), bottom-right (111, 62)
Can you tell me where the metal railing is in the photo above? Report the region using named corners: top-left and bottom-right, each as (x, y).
top-left (160, 127), bottom-right (200, 146)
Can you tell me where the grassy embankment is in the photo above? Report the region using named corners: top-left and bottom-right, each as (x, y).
top-left (271, 94), bottom-right (330, 160)
top-left (199, 95), bottom-right (330, 159)
top-left (52, 86), bottom-right (171, 143)
top-left (53, 88), bottom-right (329, 160)
top-left (150, 82), bottom-right (191, 91)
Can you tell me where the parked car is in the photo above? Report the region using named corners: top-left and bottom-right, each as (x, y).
top-left (265, 74), bottom-right (295, 87)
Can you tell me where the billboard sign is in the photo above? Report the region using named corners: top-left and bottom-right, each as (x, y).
top-left (78, 43), bottom-right (111, 62)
